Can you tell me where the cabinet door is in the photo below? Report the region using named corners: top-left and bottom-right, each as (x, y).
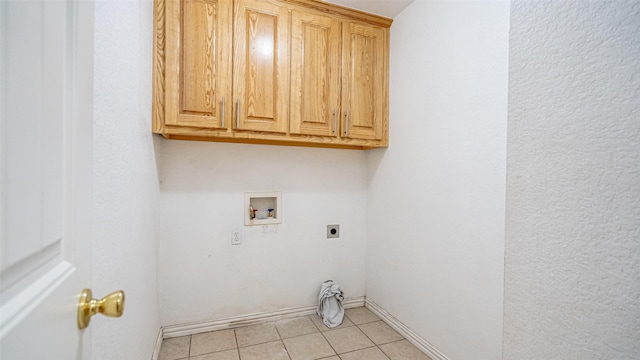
top-left (233, 0), bottom-right (289, 133)
top-left (165, 0), bottom-right (232, 129)
top-left (341, 22), bottom-right (387, 140)
top-left (290, 10), bottom-right (341, 137)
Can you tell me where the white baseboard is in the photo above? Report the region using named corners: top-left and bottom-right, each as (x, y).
top-left (365, 299), bottom-right (450, 360)
top-left (161, 296), bottom-right (365, 339)
top-left (153, 296), bottom-right (448, 360)
top-left (151, 327), bottom-right (163, 360)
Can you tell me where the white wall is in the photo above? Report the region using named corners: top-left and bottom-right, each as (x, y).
top-left (504, 1), bottom-right (640, 359)
top-left (366, 1), bottom-right (509, 360)
top-left (157, 141), bottom-right (368, 326)
top-left (92, 1), bottom-right (161, 358)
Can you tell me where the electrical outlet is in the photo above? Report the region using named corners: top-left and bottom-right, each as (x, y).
top-left (231, 229), bottom-right (242, 245)
top-left (327, 225), bottom-right (340, 239)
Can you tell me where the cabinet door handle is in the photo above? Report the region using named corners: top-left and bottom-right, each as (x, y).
top-left (236, 100), bottom-right (240, 129)
top-left (344, 111), bottom-right (349, 137)
top-left (221, 97), bottom-right (225, 128)
top-left (333, 110), bottom-right (337, 135)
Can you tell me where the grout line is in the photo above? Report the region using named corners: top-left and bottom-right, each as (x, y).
top-left (236, 322), bottom-right (282, 349)
top-left (343, 310), bottom-right (400, 359)
top-left (315, 312), bottom-right (346, 357)
top-left (238, 339), bottom-right (283, 349)
top-left (378, 345), bottom-right (392, 360)
top-left (356, 319), bottom-right (406, 346)
top-left (318, 308), bottom-right (372, 357)
top-left (279, 341), bottom-right (293, 360)
top-left (281, 343), bottom-right (293, 360)
top-left (337, 344), bottom-right (379, 356)
top-left (271, 321), bottom-right (292, 360)
top-left (354, 321), bottom-right (379, 347)
top-left (233, 329), bottom-right (241, 360)
top-left (378, 339), bottom-right (407, 359)
top-left (272, 321), bottom-right (283, 341)
top-left (382, 339), bottom-right (406, 345)
top-left (308, 314), bottom-right (323, 333)
top-left (318, 329), bottom-right (339, 357)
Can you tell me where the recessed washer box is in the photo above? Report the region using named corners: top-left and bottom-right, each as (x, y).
top-left (245, 192), bottom-right (282, 226)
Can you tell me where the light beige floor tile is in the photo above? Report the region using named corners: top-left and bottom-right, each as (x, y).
top-left (317, 357), bottom-right (340, 360)
top-left (339, 347), bottom-right (390, 360)
top-left (238, 340), bottom-right (289, 360)
top-left (379, 340), bottom-right (432, 360)
top-left (190, 329), bottom-right (236, 356)
top-left (309, 314), bottom-right (353, 331)
top-left (158, 336), bottom-right (190, 360)
top-left (190, 349), bottom-right (239, 360)
top-left (344, 307), bottom-right (379, 325)
top-left (235, 322), bottom-right (280, 347)
top-left (276, 316), bottom-right (319, 339)
top-left (321, 326), bottom-right (374, 354)
top-left (283, 332), bottom-right (336, 360)
top-left (357, 321), bottom-right (403, 345)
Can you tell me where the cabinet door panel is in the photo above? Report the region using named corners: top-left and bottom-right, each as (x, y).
top-left (234, 0), bottom-right (289, 133)
top-left (342, 22), bottom-right (386, 140)
top-left (165, 0), bottom-right (232, 129)
top-left (290, 10), bottom-right (341, 137)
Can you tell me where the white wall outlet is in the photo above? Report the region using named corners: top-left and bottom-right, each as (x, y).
top-left (231, 229), bottom-right (242, 245)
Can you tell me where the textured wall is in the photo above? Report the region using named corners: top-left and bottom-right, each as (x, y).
top-left (92, 1), bottom-right (161, 358)
top-left (157, 141), bottom-right (368, 326)
top-left (504, 1), bottom-right (640, 359)
top-left (366, 1), bottom-right (509, 359)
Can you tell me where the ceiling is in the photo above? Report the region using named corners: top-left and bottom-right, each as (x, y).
top-left (323, 0), bottom-right (415, 18)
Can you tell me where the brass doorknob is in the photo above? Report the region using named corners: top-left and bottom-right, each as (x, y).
top-left (77, 288), bottom-right (125, 329)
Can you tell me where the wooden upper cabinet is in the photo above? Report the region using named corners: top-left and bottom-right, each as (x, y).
top-left (233, 0), bottom-right (289, 133)
top-left (341, 22), bottom-right (388, 141)
top-left (153, 0), bottom-right (391, 149)
top-left (289, 10), bottom-right (341, 137)
top-left (164, 0), bottom-right (232, 129)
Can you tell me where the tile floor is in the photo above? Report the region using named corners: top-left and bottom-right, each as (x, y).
top-left (158, 307), bottom-right (432, 360)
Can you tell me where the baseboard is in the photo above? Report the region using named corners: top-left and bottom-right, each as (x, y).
top-left (151, 327), bottom-right (163, 360)
top-left (365, 299), bottom-right (450, 360)
top-left (161, 296), bottom-right (365, 339)
top-left (154, 296), bottom-right (448, 360)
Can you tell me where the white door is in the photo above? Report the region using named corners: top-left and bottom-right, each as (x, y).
top-left (0, 0), bottom-right (95, 358)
